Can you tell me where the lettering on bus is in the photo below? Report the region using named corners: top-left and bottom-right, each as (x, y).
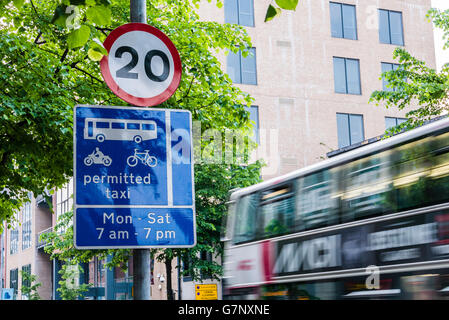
top-left (368, 222), bottom-right (438, 251)
top-left (273, 235), bottom-right (341, 275)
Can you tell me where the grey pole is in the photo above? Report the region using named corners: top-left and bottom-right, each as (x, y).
top-left (133, 249), bottom-right (152, 300)
top-left (130, 0), bottom-right (147, 23)
top-left (130, 0), bottom-right (152, 301)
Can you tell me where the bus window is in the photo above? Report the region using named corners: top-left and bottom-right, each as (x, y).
top-left (142, 123), bottom-right (155, 131)
top-left (391, 137), bottom-right (433, 211)
top-left (87, 121), bottom-right (93, 137)
top-left (341, 152), bottom-right (393, 222)
top-left (233, 193), bottom-right (259, 244)
top-left (112, 122), bottom-right (125, 129)
top-left (426, 132), bottom-right (449, 206)
top-left (96, 122), bottom-right (110, 129)
top-left (296, 170), bottom-right (337, 231)
top-left (127, 123), bottom-right (140, 130)
top-left (258, 185), bottom-right (295, 239)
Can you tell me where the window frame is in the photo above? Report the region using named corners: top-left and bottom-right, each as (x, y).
top-left (227, 47), bottom-right (258, 85)
top-left (381, 62), bottom-right (400, 91)
top-left (224, 0), bottom-right (255, 27)
top-left (10, 210), bottom-right (19, 255)
top-left (56, 179), bottom-right (74, 232)
top-left (336, 113), bottom-right (365, 148)
top-left (10, 268), bottom-right (18, 298)
top-left (21, 201), bottom-right (32, 250)
top-left (378, 9), bottom-right (404, 46)
top-left (333, 57), bottom-right (362, 95)
top-left (245, 105), bottom-right (259, 143)
top-left (329, 2), bottom-right (358, 40)
top-left (385, 116), bottom-right (407, 130)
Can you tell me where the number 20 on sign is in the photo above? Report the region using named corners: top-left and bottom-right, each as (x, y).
top-left (100, 23), bottom-right (182, 107)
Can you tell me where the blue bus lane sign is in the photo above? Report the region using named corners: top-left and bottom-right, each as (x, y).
top-left (74, 105), bottom-right (195, 248)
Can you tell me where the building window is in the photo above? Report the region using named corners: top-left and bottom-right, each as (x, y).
top-left (56, 179), bottom-right (73, 232)
top-left (181, 256), bottom-right (193, 282)
top-left (10, 211), bottom-right (19, 255)
top-left (245, 106), bottom-right (259, 143)
top-left (381, 62), bottom-right (400, 91)
top-left (22, 201), bottom-right (32, 250)
top-left (329, 2), bottom-right (357, 40)
top-left (224, 0), bottom-right (254, 27)
top-left (200, 251), bottom-right (214, 279)
top-left (56, 179), bottom-right (73, 217)
top-left (333, 57), bottom-right (361, 95)
top-left (379, 9), bottom-right (404, 46)
top-left (227, 48), bottom-right (257, 85)
top-left (10, 268), bottom-right (18, 298)
top-left (21, 264), bottom-right (31, 299)
top-left (337, 113), bottom-right (364, 148)
top-left (385, 116), bottom-right (407, 130)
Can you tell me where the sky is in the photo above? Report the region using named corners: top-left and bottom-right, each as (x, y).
top-left (432, 0), bottom-right (449, 70)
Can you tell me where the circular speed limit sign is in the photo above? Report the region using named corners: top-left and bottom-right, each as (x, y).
top-left (100, 23), bottom-right (182, 107)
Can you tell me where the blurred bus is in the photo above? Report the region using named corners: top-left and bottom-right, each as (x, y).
top-left (222, 117), bottom-right (449, 300)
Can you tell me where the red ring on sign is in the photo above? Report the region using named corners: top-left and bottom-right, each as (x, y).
top-left (100, 23), bottom-right (182, 107)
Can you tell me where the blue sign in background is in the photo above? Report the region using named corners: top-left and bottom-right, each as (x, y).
top-left (74, 105), bottom-right (195, 248)
top-left (76, 208), bottom-right (194, 247)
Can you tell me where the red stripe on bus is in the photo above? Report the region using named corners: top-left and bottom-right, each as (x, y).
top-left (262, 241), bottom-right (273, 283)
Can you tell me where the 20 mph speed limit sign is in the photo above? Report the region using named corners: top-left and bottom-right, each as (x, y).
top-left (100, 23), bottom-right (182, 107)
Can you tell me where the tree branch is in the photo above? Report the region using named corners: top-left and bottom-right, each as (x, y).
top-left (176, 76), bottom-right (196, 103)
top-left (34, 32), bottom-right (46, 45)
top-left (72, 66), bottom-right (103, 83)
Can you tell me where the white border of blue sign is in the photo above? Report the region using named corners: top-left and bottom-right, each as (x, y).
top-left (73, 104), bottom-right (196, 249)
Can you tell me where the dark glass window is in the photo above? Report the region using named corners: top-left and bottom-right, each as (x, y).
top-left (96, 122), bottom-right (109, 129)
top-left (258, 185), bottom-right (295, 239)
top-left (379, 9), bottom-right (404, 45)
top-left (111, 122), bottom-right (125, 129)
top-left (340, 153), bottom-right (393, 222)
top-left (10, 268), bottom-right (18, 298)
top-left (296, 170), bottom-right (338, 231)
top-left (224, 0), bottom-right (254, 27)
top-left (333, 57), bottom-right (361, 95)
top-left (21, 264), bottom-right (32, 294)
top-left (127, 123), bottom-right (140, 130)
top-left (330, 2), bottom-right (357, 40)
top-left (142, 123), bottom-right (155, 131)
top-left (233, 193), bottom-right (259, 244)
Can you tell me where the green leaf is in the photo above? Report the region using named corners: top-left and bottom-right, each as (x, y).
top-left (67, 25), bottom-right (90, 49)
top-left (87, 47), bottom-right (104, 61)
top-left (13, 0), bottom-right (24, 9)
top-left (51, 5), bottom-right (69, 27)
top-left (92, 38), bottom-right (108, 55)
top-left (86, 6), bottom-right (111, 25)
top-left (265, 4), bottom-right (281, 22)
top-left (275, 0), bottom-right (298, 11)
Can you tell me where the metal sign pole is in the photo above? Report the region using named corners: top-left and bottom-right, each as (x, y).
top-left (130, 0), bottom-right (152, 301)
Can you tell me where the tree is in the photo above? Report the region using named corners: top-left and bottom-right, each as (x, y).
top-left (370, 8), bottom-right (449, 133)
top-left (57, 263), bottom-right (91, 300)
top-left (0, 0), bottom-right (262, 297)
top-left (20, 270), bottom-right (42, 300)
